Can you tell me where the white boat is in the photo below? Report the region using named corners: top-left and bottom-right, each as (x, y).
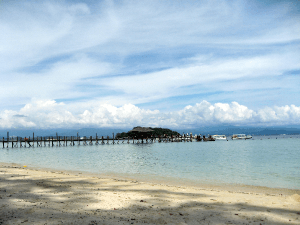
top-left (231, 134), bottom-right (252, 140)
top-left (211, 135), bottom-right (227, 140)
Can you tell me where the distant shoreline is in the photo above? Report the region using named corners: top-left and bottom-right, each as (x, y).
top-left (1, 126), bottom-right (300, 138)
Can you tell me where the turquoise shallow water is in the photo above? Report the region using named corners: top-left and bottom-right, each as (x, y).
top-left (1, 135), bottom-right (299, 189)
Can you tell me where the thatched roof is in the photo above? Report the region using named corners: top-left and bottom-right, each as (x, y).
top-left (128, 127), bottom-right (154, 133)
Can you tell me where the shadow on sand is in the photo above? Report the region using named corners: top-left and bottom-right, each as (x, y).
top-left (0, 166), bottom-right (299, 225)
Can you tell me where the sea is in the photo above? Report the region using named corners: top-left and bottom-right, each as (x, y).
top-left (1, 134), bottom-right (299, 190)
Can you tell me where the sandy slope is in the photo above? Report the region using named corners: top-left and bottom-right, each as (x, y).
top-left (0, 163), bottom-right (299, 225)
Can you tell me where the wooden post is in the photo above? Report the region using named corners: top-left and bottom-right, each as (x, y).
top-left (113, 133), bottom-right (114, 144)
top-left (19, 136), bottom-right (22, 148)
top-left (28, 136), bottom-right (31, 147)
top-left (2, 137), bottom-right (4, 148)
top-left (102, 136), bottom-right (104, 144)
top-left (7, 132), bottom-right (9, 148)
top-left (11, 134), bottom-right (14, 148)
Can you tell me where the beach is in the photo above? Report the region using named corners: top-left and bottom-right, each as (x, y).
top-left (0, 163), bottom-right (299, 225)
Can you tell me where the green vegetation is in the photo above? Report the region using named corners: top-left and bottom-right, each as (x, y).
top-left (116, 127), bottom-right (180, 138)
top-left (150, 127), bottom-right (180, 137)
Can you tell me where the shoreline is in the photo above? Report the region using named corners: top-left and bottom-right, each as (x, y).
top-left (1, 162), bottom-right (299, 224)
top-left (2, 161), bottom-right (299, 195)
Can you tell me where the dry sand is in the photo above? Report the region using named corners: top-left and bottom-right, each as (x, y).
top-left (0, 163), bottom-right (299, 225)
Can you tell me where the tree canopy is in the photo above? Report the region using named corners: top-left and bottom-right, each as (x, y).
top-left (116, 127), bottom-right (180, 138)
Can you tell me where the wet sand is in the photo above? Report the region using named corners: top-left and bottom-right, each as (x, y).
top-left (0, 163), bottom-right (299, 225)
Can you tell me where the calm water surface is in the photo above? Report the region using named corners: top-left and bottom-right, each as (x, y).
top-left (1, 135), bottom-right (299, 189)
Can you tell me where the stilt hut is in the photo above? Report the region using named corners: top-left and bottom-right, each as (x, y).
top-left (128, 127), bottom-right (154, 139)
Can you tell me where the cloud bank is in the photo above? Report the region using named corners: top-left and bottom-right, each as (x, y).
top-left (1, 99), bottom-right (299, 129)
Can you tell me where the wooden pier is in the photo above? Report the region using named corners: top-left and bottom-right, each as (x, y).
top-left (1, 132), bottom-right (200, 148)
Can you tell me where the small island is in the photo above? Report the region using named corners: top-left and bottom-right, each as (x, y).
top-left (116, 126), bottom-right (180, 139)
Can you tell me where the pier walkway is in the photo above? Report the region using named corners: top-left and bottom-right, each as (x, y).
top-left (1, 132), bottom-right (198, 148)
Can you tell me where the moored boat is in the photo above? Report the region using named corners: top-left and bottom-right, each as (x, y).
top-left (231, 134), bottom-right (252, 140)
top-left (211, 135), bottom-right (227, 140)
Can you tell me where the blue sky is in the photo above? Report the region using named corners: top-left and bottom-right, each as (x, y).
top-left (0, 0), bottom-right (299, 129)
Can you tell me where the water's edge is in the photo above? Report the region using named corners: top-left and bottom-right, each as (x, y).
top-left (1, 161), bottom-right (299, 196)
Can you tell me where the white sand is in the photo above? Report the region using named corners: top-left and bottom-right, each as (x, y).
top-left (0, 163), bottom-right (299, 225)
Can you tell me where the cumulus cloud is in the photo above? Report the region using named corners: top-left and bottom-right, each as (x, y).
top-left (0, 99), bottom-right (299, 129)
top-left (172, 101), bottom-right (255, 126)
top-left (256, 105), bottom-right (300, 125)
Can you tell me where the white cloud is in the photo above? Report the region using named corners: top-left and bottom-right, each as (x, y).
top-left (77, 103), bottom-right (160, 127)
top-left (0, 54), bottom-right (114, 107)
top-left (1, 99), bottom-right (299, 129)
top-left (256, 105), bottom-right (300, 125)
top-left (174, 101), bottom-right (255, 126)
top-left (96, 51), bottom-right (300, 104)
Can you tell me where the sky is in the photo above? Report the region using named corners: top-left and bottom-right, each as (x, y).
top-left (0, 0), bottom-right (300, 129)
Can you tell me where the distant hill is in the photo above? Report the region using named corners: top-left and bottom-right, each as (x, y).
top-left (176, 126), bottom-right (300, 136)
top-left (0, 128), bottom-right (125, 138)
